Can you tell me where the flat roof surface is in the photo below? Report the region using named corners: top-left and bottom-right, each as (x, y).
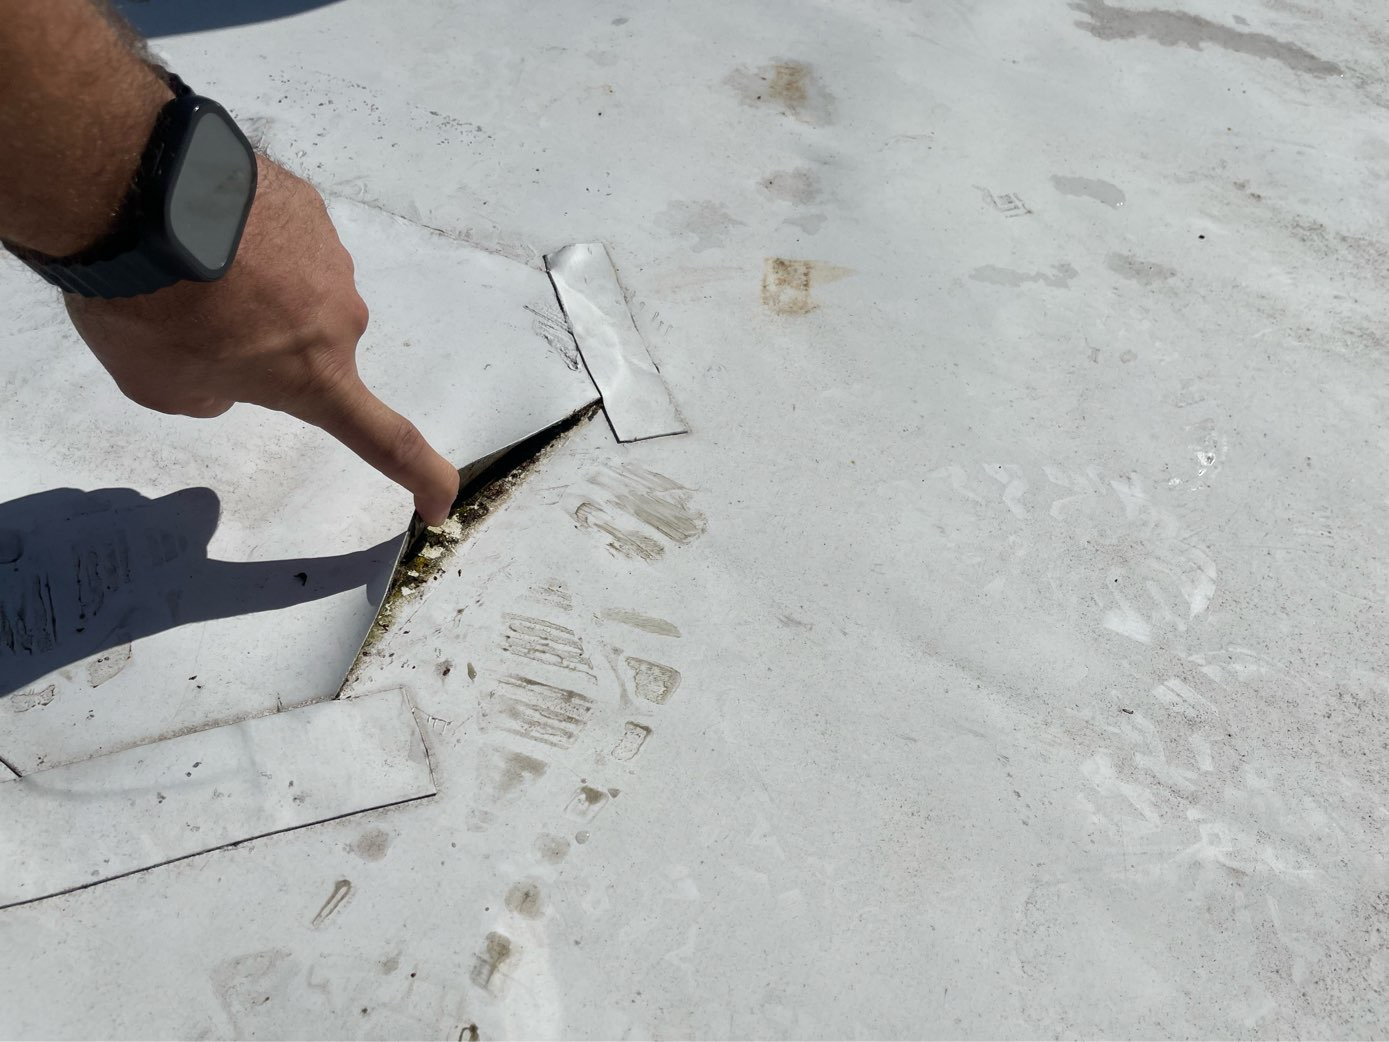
top-left (3, 0), bottom-right (1388, 1036)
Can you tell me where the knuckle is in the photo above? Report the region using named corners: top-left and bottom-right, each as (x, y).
top-left (346, 294), bottom-right (369, 338)
top-left (383, 417), bottom-right (427, 472)
top-left (306, 349), bottom-right (356, 394)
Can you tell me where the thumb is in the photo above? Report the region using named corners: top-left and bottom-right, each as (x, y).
top-left (293, 372), bottom-right (460, 526)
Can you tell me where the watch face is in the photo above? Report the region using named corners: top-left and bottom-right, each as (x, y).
top-left (167, 111), bottom-right (255, 272)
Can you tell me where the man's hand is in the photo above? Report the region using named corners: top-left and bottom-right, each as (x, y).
top-left (65, 157), bottom-right (461, 525)
top-left (1, 0), bottom-right (460, 526)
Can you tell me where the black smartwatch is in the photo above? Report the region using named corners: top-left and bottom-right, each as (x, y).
top-left (5, 72), bottom-right (258, 299)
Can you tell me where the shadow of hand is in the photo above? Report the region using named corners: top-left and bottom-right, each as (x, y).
top-left (0, 486), bottom-right (400, 697)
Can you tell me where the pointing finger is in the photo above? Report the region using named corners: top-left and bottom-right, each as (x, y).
top-left (292, 372), bottom-right (459, 526)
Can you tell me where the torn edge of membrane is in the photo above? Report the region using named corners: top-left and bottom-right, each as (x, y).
top-left (544, 243), bottom-right (687, 443)
top-left (339, 404), bottom-right (601, 693)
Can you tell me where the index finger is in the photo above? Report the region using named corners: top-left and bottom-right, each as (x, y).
top-left (294, 372), bottom-right (460, 526)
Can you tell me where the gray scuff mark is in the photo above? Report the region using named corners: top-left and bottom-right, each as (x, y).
top-left (469, 747), bottom-right (548, 833)
top-left (501, 614), bottom-right (596, 679)
top-left (592, 465), bottom-right (707, 545)
top-left (482, 675), bottom-right (594, 749)
top-left (1107, 252), bottom-right (1177, 284)
top-left (535, 833), bottom-right (570, 863)
top-left (611, 721), bottom-right (652, 761)
top-left (1051, 175), bottom-right (1127, 209)
top-left (311, 879), bottom-right (352, 928)
top-left (528, 581), bottom-right (573, 613)
top-left (601, 608), bottom-right (682, 637)
top-left (1070, 0), bottom-right (1343, 77)
top-left (655, 200), bottom-right (745, 254)
top-left (783, 213), bottom-right (828, 235)
top-left (86, 641), bottom-right (132, 687)
top-left (971, 263), bottom-right (1078, 289)
top-left (572, 463), bottom-right (708, 560)
top-left (574, 502), bottom-right (666, 561)
top-left (348, 827), bottom-right (391, 861)
top-left (977, 187), bottom-right (1031, 218)
top-left (761, 168), bottom-right (822, 205)
top-left (523, 304), bottom-right (581, 372)
top-left (10, 683), bottom-right (55, 713)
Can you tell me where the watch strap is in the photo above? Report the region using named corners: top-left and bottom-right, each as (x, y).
top-left (4, 69), bottom-right (205, 299)
top-left (10, 244), bottom-right (184, 298)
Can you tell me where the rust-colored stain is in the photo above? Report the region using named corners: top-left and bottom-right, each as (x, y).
top-left (469, 932), bottom-right (514, 992)
top-left (727, 60), bottom-right (835, 125)
top-left (761, 258), bottom-right (852, 315)
top-left (766, 62), bottom-right (809, 109)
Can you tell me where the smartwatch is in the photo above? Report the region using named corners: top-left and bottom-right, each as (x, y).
top-left (5, 72), bottom-right (258, 299)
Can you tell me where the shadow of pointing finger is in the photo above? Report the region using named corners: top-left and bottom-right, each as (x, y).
top-left (0, 487), bottom-right (400, 698)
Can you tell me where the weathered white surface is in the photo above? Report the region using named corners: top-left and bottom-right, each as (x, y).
top-left (3, 0), bottom-right (1389, 1037)
top-left (0, 687), bottom-right (435, 909)
top-left (0, 197), bottom-right (597, 773)
top-left (546, 243), bottom-right (686, 441)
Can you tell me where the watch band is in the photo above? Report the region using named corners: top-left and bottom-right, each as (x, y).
top-left (3, 70), bottom-right (215, 299)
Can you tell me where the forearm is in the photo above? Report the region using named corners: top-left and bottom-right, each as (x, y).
top-left (0, 0), bottom-right (171, 256)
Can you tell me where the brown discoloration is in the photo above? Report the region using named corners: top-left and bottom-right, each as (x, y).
top-left (762, 258), bottom-right (812, 314)
top-left (349, 827), bottom-right (391, 862)
top-left (627, 657), bottom-right (682, 704)
top-left (469, 932), bottom-right (514, 992)
top-left (505, 880), bottom-right (544, 919)
top-left (761, 258), bottom-right (851, 315)
top-left (564, 784), bottom-right (611, 822)
top-left (727, 60), bottom-right (835, 125)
